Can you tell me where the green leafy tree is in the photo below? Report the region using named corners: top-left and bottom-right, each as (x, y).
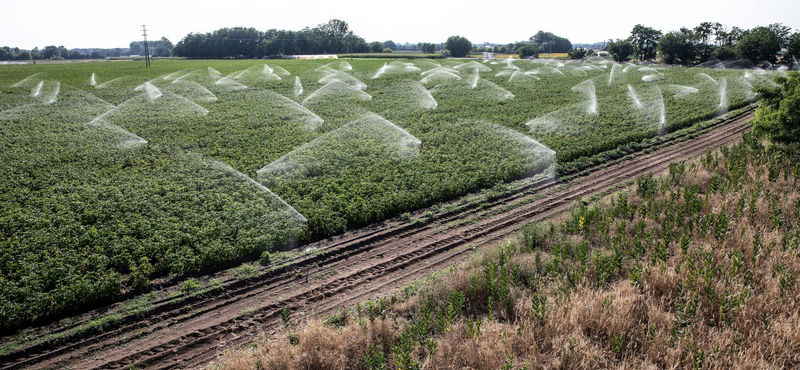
top-left (529, 31), bottom-right (572, 53)
top-left (349, 36), bottom-right (370, 53)
top-left (659, 29), bottom-right (697, 65)
top-left (752, 73), bottom-right (800, 148)
top-left (567, 47), bottom-right (587, 60)
top-left (713, 46), bottom-right (736, 61)
top-left (154, 37), bottom-right (173, 57)
top-left (444, 35), bottom-right (472, 58)
top-left (710, 22), bottom-right (726, 46)
top-left (383, 40), bottom-right (397, 51)
top-left (517, 45), bottom-right (539, 58)
top-left (693, 22), bottom-right (715, 62)
top-left (67, 50), bottom-right (84, 59)
top-left (57, 46), bottom-right (69, 59)
top-left (129, 41), bottom-right (144, 55)
top-left (768, 23), bottom-right (793, 49)
top-left (420, 43), bottom-right (436, 54)
top-left (369, 41), bottom-right (383, 53)
top-left (629, 24), bottom-right (662, 61)
top-left (735, 27), bottom-right (781, 65)
top-left (787, 32), bottom-right (800, 65)
top-left (607, 39), bottom-right (635, 62)
top-left (14, 51), bottom-right (32, 60)
top-left (42, 45), bottom-right (59, 59)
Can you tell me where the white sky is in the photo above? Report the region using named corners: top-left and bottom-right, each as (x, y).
top-left (2, 0), bottom-right (799, 49)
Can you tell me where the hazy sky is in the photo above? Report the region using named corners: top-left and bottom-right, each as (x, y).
top-left (3, 0), bottom-right (799, 49)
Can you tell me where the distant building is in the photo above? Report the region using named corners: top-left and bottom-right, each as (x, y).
top-left (482, 52), bottom-right (496, 60)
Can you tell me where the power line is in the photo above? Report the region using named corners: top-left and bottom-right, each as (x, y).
top-left (142, 25), bottom-right (151, 67)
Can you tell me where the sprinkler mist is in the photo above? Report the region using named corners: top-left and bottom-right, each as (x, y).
top-left (294, 76), bottom-right (303, 96)
top-left (656, 85), bottom-right (666, 135)
top-left (571, 79), bottom-right (597, 115)
top-left (200, 155), bottom-right (308, 224)
top-left (628, 85), bottom-right (643, 109)
top-left (718, 77), bottom-right (728, 115)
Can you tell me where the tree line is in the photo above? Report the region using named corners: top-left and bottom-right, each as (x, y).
top-left (0, 38), bottom-right (175, 61)
top-left (172, 19), bottom-right (440, 59)
top-left (0, 45), bottom-right (93, 61)
top-left (573, 22), bottom-right (799, 67)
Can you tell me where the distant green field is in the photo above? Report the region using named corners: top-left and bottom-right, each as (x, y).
top-left (0, 57), bottom-right (775, 330)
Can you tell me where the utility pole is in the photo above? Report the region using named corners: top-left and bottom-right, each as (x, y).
top-left (142, 25), bottom-right (151, 67)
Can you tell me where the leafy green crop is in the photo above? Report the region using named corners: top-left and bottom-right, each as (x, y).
top-left (0, 57), bottom-right (775, 331)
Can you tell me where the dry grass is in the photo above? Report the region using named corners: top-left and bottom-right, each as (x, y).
top-left (214, 140), bottom-right (800, 370)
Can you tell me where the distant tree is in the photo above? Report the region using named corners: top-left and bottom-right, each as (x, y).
top-left (258, 38), bottom-right (284, 58)
top-left (752, 73), bottom-right (800, 149)
top-left (736, 27), bottom-right (781, 65)
top-left (420, 43), bottom-right (436, 54)
top-left (383, 40), bottom-right (397, 50)
top-left (517, 45), bottom-right (539, 58)
top-left (694, 22), bottom-right (715, 62)
top-left (154, 37), bottom-right (174, 57)
top-left (67, 50), bottom-right (84, 59)
top-left (586, 49), bottom-right (596, 56)
top-left (315, 19), bottom-right (350, 53)
top-left (629, 24), bottom-right (662, 61)
top-left (713, 46), bottom-right (737, 61)
top-left (567, 47), bottom-right (587, 60)
top-left (31, 47), bottom-right (40, 59)
top-left (57, 46), bottom-right (69, 59)
top-left (90, 51), bottom-right (102, 59)
top-left (14, 51), bottom-right (32, 60)
top-left (382, 48), bottom-right (392, 53)
top-left (42, 45), bottom-right (59, 59)
top-left (349, 36), bottom-right (370, 53)
top-left (129, 41), bottom-right (143, 55)
top-left (608, 39), bottom-right (635, 62)
top-left (369, 41), bottom-right (383, 53)
top-left (659, 29), bottom-right (697, 65)
top-left (529, 31), bottom-right (572, 53)
top-left (769, 23), bottom-right (793, 49)
top-left (710, 22), bottom-right (726, 46)
top-left (723, 26), bottom-right (745, 46)
top-left (789, 33), bottom-right (800, 65)
top-left (444, 35), bottom-right (472, 57)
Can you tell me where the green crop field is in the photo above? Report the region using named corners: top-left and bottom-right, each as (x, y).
top-left (0, 57), bottom-right (779, 331)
